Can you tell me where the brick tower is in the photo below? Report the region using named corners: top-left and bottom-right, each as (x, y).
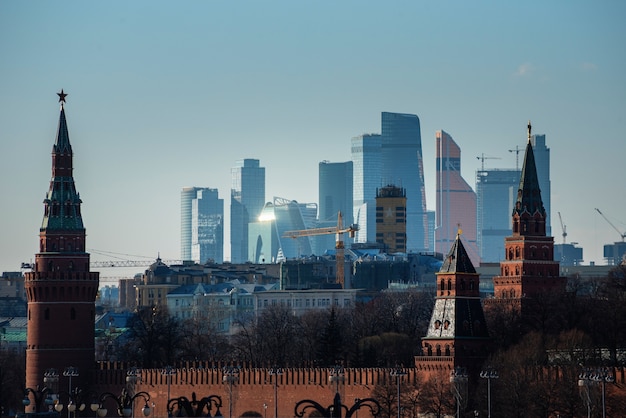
top-left (24, 91), bottom-right (99, 391)
top-left (489, 121), bottom-right (566, 314)
top-left (415, 231), bottom-right (490, 378)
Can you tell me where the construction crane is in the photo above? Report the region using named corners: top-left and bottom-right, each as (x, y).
top-left (21, 258), bottom-right (181, 269)
top-left (508, 145), bottom-right (522, 171)
top-left (476, 153), bottom-right (501, 171)
top-left (595, 208), bottom-right (626, 242)
top-left (557, 212), bottom-right (567, 244)
top-left (282, 211), bottom-right (358, 288)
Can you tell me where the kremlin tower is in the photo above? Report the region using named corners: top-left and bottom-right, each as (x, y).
top-left (24, 91), bottom-right (99, 393)
top-left (415, 231), bottom-right (491, 378)
top-left (489, 122), bottom-right (567, 317)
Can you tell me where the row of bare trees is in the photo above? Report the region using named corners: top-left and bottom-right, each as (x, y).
top-left (114, 290), bottom-right (435, 368)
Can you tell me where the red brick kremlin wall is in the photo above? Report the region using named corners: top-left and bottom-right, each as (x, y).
top-left (93, 362), bottom-right (626, 418)
top-left (94, 362), bottom-right (419, 418)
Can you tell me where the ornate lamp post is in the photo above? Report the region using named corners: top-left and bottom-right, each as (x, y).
top-left (126, 367), bottom-right (142, 391)
top-left (161, 366), bottom-right (176, 410)
top-left (55, 389), bottom-right (100, 418)
top-left (268, 366), bottom-right (282, 418)
top-left (449, 367), bottom-right (468, 418)
top-left (328, 365), bottom-right (345, 394)
top-left (22, 387), bottom-right (55, 414)
top-left (167, 392), bottom-right (222, 417)
top-left (389, 367), bottom-right (407, 418)
top-left (579, 368), bottom-right (615, 418)
top-left (479, 368), bottom-right (498, 418)
top-left (62, 367), bottom-right (80, 418)
top-left (222, 367), bottom-right (239, 418)
top-left (23, 368), bottom-right (60, 413)
top-left (97, 389), bottom-right (151, 418)
top-left (295, 393), bottom-right (381, 418)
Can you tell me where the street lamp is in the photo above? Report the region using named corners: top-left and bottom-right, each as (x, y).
top-left (167, 392), bottom-right (222, 417)
top-left (24, 368), bottom-right (60, 413)
top-left (449, 367), bottom-right (468, 418)
top-left (63, 367), bottom-right (80, 418)
top-left (328, 365), bottom-right (345, 394)
top-left (126, 367), bottom-right (142, 391)
top-left (479, 368), bottom-right (498, 418)
top-left (579, 368), bottom-right (615, 418)
top-left (295, 392), bottom-right (381, 418)
top-left (390, 367), bottom-right (407, 418)
top-left (161, 366), bottom-right (176, 411)
top-left (22, 387), bottom-right (55, 414)
top-left (98, 389), bottom-right (151, 418)
top-left (268, 366), bottom-right (282, 418)
top-left (222, 366), bottom-right (239, 418)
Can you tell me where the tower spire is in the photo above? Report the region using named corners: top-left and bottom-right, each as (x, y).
top-left (513, 120), bottom-right (546, 235)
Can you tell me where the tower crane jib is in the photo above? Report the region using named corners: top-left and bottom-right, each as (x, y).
top-left (595, 208), bottom-right (626, 242)
top-left (282, 211), bottom-right (358, 288)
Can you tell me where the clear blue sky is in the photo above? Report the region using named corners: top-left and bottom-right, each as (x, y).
top-left (1, 1), bottom-right (625, 282)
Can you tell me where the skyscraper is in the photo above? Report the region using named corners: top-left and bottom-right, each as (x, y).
top-left (191, 188), bottom-right (224, 264)
top-left (351, 112), bottom-right (428, 251)
top-left (24, 91), bottom-right (99, 392)
top-left (248, 197), bottom-right (313, 263)
top-left (435, 130), bottom-right (479, 265)
top-left (351, 134), bottom-right (381, 244)
top-left (182, 187), bottom-right (224, 263)
top-left (375, 185), bottom-right (407, 253)
top-left (476, 168), bottom-right (520, 262)
top-left (230, 159), bottom-right (265, 263)
top-left (181, 187), bottom-right (197, 261)
top-left (381, 112), bottom-right (428, 252)
top-left (317, 161), bottom-right (353, 255)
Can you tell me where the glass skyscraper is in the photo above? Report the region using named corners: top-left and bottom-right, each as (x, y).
top-left (317, 161), bottom-right (353, 255)
top-left (231, 159), bottom-right (265, 263)
top-left (181, 187), bottom-right (198, 261)
top-left (351, 134), bottom-right (381, 244)
top-left (248, 197), bottom-right (314, 263)
top-left (351, 113), bottom-right (428, 252)
top-left (435, 130), bottom-right (479, 265)
top-left (191, 188), bottom-right (224, 264)
top-left (181, 187), bottom-right (224, 263)
top-left (381, 112), bottom-right (428, 252)
top-left (475, 169), bottom-right (520, 262)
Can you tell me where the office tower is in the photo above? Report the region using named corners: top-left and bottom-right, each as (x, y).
top-left (426, 210), bottom-right (436, 253)
top-left (248, 197), bottom-right (313, 263)
top-left (231, 159), bottom-right (265, 263)
top-left (182, 187), bottom-right (224, 263)
top-left (191, 188), bottom-right (224, 264)
top-left (181, 187), bottom-right (198, 261)
top-left (531, 133), bottom-right (552, 236)
top-left (381, 112), bottom-right (429, 252)
top-left (24, 92), bottom-right (99, 392)
top-left (435, 130), bottom-right (479, 265)
top-left (489, 122), bottom-right (566, 314)
top-left (317, 161), bottom-right (353, 255)
top-left (476, 169), bottom-right (520, 263)
top-left (375, 185), bottom-right (407, 253)
top-left (351, 134), bottom-right (382, 244)
top-left (415, 233), bottom-right (490, 380)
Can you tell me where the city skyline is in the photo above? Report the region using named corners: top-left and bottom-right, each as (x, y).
top-left (1, 2), bottom-right (625, 278)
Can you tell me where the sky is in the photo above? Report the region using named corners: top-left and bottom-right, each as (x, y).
top-left (1, 1), bottom-right (625, 285)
